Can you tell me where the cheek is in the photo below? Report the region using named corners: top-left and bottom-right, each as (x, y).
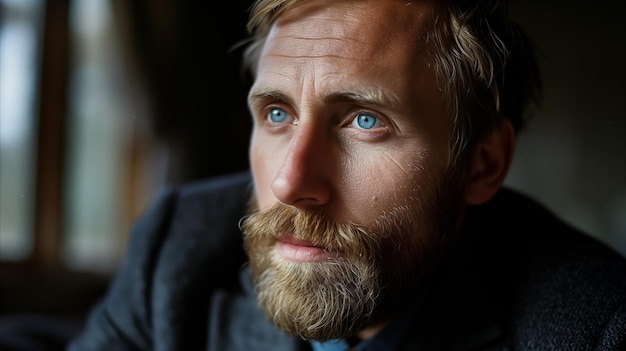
top-left (340, 147), bottom-right (443, 225)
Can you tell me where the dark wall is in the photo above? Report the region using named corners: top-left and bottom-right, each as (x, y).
top-left (506, 0), bottom-right (626, 255)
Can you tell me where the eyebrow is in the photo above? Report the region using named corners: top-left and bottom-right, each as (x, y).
top-left (324, 89), bottom-right (400, 110)
top-left (248, 87), bottom-right (400, 110)
top-left (248, 88), bottom-right (292, 106)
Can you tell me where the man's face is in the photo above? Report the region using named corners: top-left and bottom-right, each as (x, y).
top-left (243, 0), bottom-right (459, 341)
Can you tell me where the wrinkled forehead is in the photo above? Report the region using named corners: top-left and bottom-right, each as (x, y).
top-left (265, 0), bottom-right (441, 61)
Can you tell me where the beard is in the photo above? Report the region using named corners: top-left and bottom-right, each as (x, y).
top-left (241, 174), bottom-right (462, 341)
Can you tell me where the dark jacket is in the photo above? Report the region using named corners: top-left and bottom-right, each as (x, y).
top-left (66, 171), bottom-right (626, 350)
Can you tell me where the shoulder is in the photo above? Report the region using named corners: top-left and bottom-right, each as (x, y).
top-left (67, 171), bottom-right (255, 349)
top-left (126, 170), bottom-right (253, 272)
top-left (478, 188), bottom-right (626, 346)
top-left (147, 171), bottom-right (254, 346)
top-left (125, 169), bottom-right (254, 290)
top-left (144, 170), bottom-right (253, 286)
top-left (163, 170), bottom-right (253, 242)
top-left (415, 188), bottom-right (626, 348)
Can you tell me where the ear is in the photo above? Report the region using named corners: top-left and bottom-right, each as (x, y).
top-left (464, 119), bottom-right (515, 205)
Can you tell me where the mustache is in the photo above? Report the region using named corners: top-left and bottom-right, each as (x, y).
top-left (241, 203), bottom-right (382, 258)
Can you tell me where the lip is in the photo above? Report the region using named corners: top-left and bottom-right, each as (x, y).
top-left (274, 236), bottom-right (339, 262)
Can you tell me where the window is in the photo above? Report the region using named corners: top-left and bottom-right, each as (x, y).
top-left (63, 0), bottom-right (139, 271)
top-left (0, 0), bottom-right (43, 261)
top-left (0, 0), bottom-right (158, 317)
top-left (1, 0), bottom-right (156, 274)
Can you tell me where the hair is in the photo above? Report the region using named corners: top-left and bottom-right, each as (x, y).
top-left (241, 0), bottom-right (541, 178)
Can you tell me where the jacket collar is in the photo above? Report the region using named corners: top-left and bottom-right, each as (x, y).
top-left (400, 254), bottom-right (506, 350)
top-left (399, 196), bottom-right (515, 350)
top-left (208, 264), bottom-right (309, 351)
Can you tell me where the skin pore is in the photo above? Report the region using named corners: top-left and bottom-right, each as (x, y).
top-left (242, 0), bottom-right (514, 345)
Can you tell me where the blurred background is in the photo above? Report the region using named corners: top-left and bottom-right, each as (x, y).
top-left (0, 0), bottom-right (624, 340)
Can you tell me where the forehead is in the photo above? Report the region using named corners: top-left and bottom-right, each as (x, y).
top-left (262, 0), bottom-right (439, 67)
top-left (251, 0), bottom-right (444, 111)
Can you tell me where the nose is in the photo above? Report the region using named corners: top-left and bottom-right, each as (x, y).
top-left (271, 125), bottom-right (332, 209)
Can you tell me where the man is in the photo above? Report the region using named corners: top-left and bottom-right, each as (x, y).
top-left (67, 0), bottom-right (626, 350)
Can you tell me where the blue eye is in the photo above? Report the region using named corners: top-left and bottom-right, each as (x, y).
top-left (268, 108), bottom-right (290, 123)
top-left (353, 113), bottom-right (379, 129)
